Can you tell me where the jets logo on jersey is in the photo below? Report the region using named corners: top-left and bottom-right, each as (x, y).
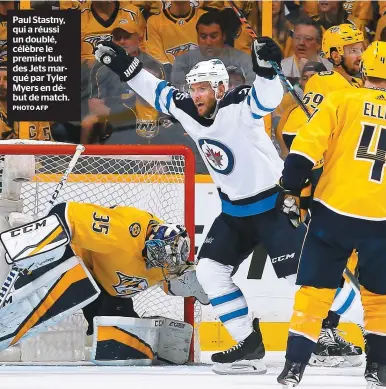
top-left (113, 271), bottom-right (149, 295)
top-left (198, 139), bottom-right (235, 175)
top-left (166, 43), bottom-right (198, 59)
top-left (84, 34), bottom-right (112, 52)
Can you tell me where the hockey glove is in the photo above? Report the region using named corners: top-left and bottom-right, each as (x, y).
top-left (94, 41), bottom-right (142, 82)
top-left (251, 37), bottom-right (283, 79)
top-left (276, 178), bottom-right (312, 228)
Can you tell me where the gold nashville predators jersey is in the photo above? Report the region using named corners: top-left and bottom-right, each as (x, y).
top-left (81, 3), bottom-right (146, 62)
top-left (145, 7), bottom-right (205, 65)
top-left (66, 202), bottom-right (166, 297)
top-left (282, 71), bottom-right (362, 138)
top-left (17, 122), bottom-right (52, 141)
top-left (291, 87), bottom-right (386, 220)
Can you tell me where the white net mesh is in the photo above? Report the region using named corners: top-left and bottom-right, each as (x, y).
top-left (0, 141), bottom-right (200, 363)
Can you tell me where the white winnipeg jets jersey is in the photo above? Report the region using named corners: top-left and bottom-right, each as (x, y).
top-left (128, 69), bottom-right (284, 217)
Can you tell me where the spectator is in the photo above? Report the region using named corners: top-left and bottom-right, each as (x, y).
top-left (275, 61), bottom-right (327, 159)
top-left (226, 65), bottom-right (246, 90)
top-left (81, 24), bottom-right (165, 144)
top-left (272, 0), bottom-right (294, 59)
top-left (171, 10), bottom-right (254, 90)
top-left (0, 65), bottom-right (52, 141)
top-left (311, 0), bottom-right (368, 38)
top-left (281, 17), bottom-right (331, 78)
top-left (81, 1), bottom-right (146, 63)
top-left (0, 1), bottom-right (13, 65)
top-left (145, 1), bottom-right (205, 80)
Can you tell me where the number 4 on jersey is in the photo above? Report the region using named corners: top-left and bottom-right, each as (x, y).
top-left (355, 123), bottom-right (386, 183)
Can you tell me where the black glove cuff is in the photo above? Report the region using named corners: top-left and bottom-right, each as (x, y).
top-left (253, 66), bottom-right (276, 80)
top-left (120, 58), bottom-right (143, 82)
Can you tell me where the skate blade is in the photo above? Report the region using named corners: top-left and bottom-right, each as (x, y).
top-left (212, 359), bottom-right (267, 375)
top-left (342, 355), bottom-right (362, 367)
top-left (366, 382), bottom-right (384, 389)
top-left (278, 378), bottom-right (298, 388)
top-left (309, 354), bottom-right (344, 367)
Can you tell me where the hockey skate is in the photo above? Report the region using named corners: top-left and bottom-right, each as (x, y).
top-left (211, 318), bottom-right (266, 375)
top-left (277, 359), bottom-right (307, 388)
top-left (332, 327), bottom-right (362, 366)
top-left (365, 361), bottom-right (386, 388)
top-left (308, 328), bottom-right (344, 367)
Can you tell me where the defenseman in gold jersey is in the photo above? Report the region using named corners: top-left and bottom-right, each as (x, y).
top-left (277, 41), bottom-right (386, 387)
top-left (281, 25), bottom-right (366, 367)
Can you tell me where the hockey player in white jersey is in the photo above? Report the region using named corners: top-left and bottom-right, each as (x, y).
top-left (94, 37), bottom-right (307, 374)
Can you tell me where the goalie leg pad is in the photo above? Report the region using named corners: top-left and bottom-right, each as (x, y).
top-left (91, 316), bottom-right (193, 365)
top-left (0, 256), bottom-right (100, 351)
top-left (91, 316), bottom-right (160, 366)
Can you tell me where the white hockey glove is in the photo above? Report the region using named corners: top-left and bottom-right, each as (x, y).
top-left (168, 268), bottom-right (210, 305)
top-left (94, 41), bottom-right (142, 82)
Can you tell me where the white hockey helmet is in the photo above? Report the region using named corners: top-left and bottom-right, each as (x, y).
top-left (186, 59), bottom-right (229, 98)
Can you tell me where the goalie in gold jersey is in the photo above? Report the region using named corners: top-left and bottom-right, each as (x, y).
top-left (48, 201), bottom-right (208, 330)
top-left (0, 201), bottom-right (208, 364)
top-left (277, 41), bottom-right (386, 387)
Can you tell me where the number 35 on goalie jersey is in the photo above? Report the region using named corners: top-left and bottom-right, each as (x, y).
top-left (291, 87), bottom-right (386, 220)
top-left (64, 202), bottom-right (164, 297)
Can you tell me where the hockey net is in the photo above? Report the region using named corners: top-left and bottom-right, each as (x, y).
top-left (0, 141), bottom-right (200, 363)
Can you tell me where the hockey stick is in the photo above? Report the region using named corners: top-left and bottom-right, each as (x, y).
top-left (228, 1), bottom-right (363, 292)
top-left (0, 144), bottom-right (86, 309)
top-left (227, 0), bottom-right (311, 119)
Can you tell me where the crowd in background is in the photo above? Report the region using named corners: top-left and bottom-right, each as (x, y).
top-left (0, 0), bottom-right (385, 172)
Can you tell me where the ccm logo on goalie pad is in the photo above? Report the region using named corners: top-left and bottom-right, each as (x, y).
top-left (0, 215), bottom-right (70, 264)
top-left (10, 219), bottom-right (47, 237)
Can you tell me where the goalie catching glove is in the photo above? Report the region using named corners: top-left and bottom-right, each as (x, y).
top-left (94, 41), bottom-right (143, 82)
top-left (276, 178), bottom-right (312, 228)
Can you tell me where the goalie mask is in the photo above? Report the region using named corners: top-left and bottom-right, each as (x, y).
top-left (145, 224), bottom-right (190, 273)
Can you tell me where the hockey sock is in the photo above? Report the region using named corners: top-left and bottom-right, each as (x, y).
top-left (196, 257), bottom-right (253, 342)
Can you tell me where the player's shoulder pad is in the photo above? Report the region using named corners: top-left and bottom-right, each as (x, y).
top-left (219, 85), bottom-right (251, 109)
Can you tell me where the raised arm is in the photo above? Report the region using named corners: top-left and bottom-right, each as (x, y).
top-left (244, 37), bottom-right (284, 118)
top-left (94, 41), bottom-right (196, 121)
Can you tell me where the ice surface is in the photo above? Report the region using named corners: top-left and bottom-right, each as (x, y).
top-left (0, 352), bottom-right (368, 389)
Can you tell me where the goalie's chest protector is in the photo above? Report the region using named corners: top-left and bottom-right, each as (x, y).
top-left (67, 202), bottom-right (165, 297)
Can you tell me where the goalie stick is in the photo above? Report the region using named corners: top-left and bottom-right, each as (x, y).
top-left (227, 0), bottom-right (311, 119)
top-left (0, 144), bottom-right (86, 308)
